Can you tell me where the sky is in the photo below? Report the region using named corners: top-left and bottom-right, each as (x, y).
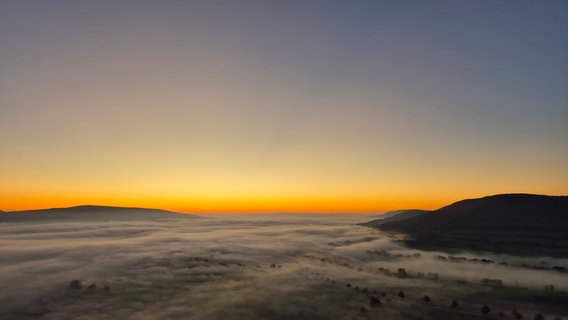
top-left (1, 0), bottom-right (567, 213)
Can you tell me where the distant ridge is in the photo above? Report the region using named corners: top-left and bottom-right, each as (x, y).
top-left (360, 209), bottom-right (430, 228)
top-left (362, 194), bottom-right (568, 257)
top-left (0, 205), bottom-right (202, 222)
top-left (381, 209), bottom-right (425, 219)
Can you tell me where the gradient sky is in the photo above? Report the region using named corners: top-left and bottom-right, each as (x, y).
top-left (1, 1), bottom-right (567, 213)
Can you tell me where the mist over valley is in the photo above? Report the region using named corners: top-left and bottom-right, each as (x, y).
top-left (1, 199), bottom-right (567, 320)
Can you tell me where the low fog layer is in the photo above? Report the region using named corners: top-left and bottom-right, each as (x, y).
top-left (1, 215), bottom-right (567, 319)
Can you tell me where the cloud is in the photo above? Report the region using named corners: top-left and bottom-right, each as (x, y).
top-left (0, 215), bottom-right (567, 319)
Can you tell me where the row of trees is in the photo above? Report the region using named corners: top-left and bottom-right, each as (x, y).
top-left (68, 280), bottom-right (110, 292)
top-left (358, 288), bottom-right (560, 320)
top-left (312, 268), bottom-right (560, 320)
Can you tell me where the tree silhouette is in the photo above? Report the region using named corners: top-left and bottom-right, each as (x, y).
top-left (451, 300), bottom-right (459, 309)
top-left (369, 296), bottom-right (382, 307)
top-left (533, 314), bottom-right (544, 320)
top-left (69, 280), bottom-right (82, 290)
top-left (422, 295), bottom-right (431, 304)
top-left (481, 305), bottom-right (491, 315)
top-left (398, 291), bottom-right (405, 298)
top-left (512, 309), bottom-right (523, 320)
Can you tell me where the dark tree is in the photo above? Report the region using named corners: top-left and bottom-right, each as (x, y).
top-left (512, 309), bottom-right (524, 320)
top-left (69, 280), bottom-right (82, 290)
top-left (422, 295), bottom-right (431, 304)
top-left (533, 314), bottom-right (545, 320)
top-left (86, 284), bottom-right (97, 291)
top-left (545, 285), bottom-right (553, 291)
top-left (451, 300), bottom-right (459, 309)
top-left (498, 311), bottom-right (507, 318)
top-left (359, 306), bottom-right (368, 314)
top-left (398, 291), bottom-right (405, 298)
top-left (369, 296), bottom-right (382, 307)
top-left (346, 283), bottom-right (351, 288)
top-left (481, 305), bottom-right (491, 315)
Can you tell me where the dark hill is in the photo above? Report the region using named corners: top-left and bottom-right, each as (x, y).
top-left (360, 209), bottom-right (430, 228)
top-left (365, 194), bottom-right (568, 257)
top-left (0, 205), bottom-right (202, 223)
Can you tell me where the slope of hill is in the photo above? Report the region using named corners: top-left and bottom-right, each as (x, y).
top-left (360, 209), bottom-right (430, 228)
top-left (364, 194), bottom-right (568, 257)
top-left (0, 205), bottom-right (201, 222)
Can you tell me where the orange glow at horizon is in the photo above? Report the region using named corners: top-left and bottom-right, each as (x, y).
top-left (1, 2), bottom-right (567, 213)
top-left (0, 198), bottom-right (448, 214)
top-left (0, 189), bottom-right (444, 213)
top-left (2, 185), bottom-right (567, 214)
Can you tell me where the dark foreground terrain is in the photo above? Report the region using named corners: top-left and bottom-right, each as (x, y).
top-left (362, 194), bottom-right (568, 258)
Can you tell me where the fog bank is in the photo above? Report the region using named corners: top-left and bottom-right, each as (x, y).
top-left (1, 215), bottom-right (566, 319)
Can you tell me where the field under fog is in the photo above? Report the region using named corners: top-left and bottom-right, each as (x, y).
top-left (1, 215), bottom-right (567, 320)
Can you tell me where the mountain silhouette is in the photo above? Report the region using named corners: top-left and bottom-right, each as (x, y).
top-left (363, 194), bottom-right (568, 257)
top-left (0, 205), bottom-right (201, 222)
top-left (361, 209), bottom-right (430, 227)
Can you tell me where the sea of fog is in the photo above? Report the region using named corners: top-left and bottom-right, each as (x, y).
top-left (1, 214), bottom-right (567, 319)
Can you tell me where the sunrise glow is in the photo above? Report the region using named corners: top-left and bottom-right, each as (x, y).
top-left (1, 1), bottom-right (566, 213)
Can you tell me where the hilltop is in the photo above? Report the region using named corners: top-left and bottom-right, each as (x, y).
top-left (0, 205), bottom-right (202, 222)
top-left (361, 209), bottom-right (430, 228)
top-left (362, 194), bottom-right (568, 257)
